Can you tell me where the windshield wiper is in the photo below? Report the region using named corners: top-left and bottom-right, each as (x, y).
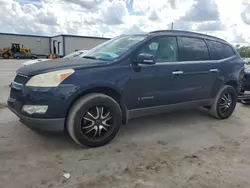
top-left (83, 56), bottom-right (98, 60)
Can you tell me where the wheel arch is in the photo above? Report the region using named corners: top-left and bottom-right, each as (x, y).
top-left (65, 86), bottom-right (128, 130)
top-left (225, 67), bottom-right (245, 94)
top-left (225, 80), bottom-right (237, 89)
top-left (225, 79), bottom-right (241, 94)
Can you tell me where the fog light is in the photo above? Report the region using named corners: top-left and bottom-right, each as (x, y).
top-left (22, 105), bottom-right (48, 115)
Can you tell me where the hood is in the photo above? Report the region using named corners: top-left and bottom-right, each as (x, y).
top-left (23, 59), bottom-right (50, 66)
top-left (17, 58), bottom-right (106, 76)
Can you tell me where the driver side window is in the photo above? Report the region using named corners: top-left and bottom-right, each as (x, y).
top-left (138, 36), bottom-right (178, 63)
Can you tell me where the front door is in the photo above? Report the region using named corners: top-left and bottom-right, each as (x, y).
top-left (123, 36), bottom-right (183, 110)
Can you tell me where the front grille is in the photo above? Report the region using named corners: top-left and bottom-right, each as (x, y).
top-left (14, 74), bottom-right (29, 84)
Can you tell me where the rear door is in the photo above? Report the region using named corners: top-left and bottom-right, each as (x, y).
top-left (206, 40), bottom-right (238, 97)
top-left (175, 36), bottom-right (219, 101)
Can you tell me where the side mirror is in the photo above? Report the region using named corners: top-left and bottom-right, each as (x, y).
top-left (136, 53), bottom-right (155, 65)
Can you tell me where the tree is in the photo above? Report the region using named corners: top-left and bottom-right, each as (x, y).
top-left (236, 45), bottom-right (250, 58)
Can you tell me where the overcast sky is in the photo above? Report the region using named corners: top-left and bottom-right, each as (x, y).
top-left (0, 0), bottom-right (250, 44)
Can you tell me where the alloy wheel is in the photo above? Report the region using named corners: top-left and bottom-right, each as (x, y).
top-left (81, 106), bottom-right (113, 139)
top-left (219, 92), bottom-right (233, 115)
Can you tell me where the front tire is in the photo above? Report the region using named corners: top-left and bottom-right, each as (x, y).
top-left (67, 93), bottom-right (122, 147)
top-left (210, 85), bottom-right (237, 119)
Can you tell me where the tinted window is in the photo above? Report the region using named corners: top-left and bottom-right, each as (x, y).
top-left (207, 40), bottom-right (235, 60)
top-left (177, 37), bottom-right (209, 61)
top-left (138, 37), bottom-right (178, 63)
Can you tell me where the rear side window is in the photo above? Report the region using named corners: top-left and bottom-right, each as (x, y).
top-left (206, 40), bottom-right (235, 60)
top-left (177, 37), bottom-right (209, 61)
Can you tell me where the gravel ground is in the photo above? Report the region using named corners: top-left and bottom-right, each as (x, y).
top-left (1, 59), bottom-right (250, 188)
top-left (0, 59), bottom-right (24, 104)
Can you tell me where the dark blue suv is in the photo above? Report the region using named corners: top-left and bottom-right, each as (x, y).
top-left (8, 30), bottom-right (245, 147)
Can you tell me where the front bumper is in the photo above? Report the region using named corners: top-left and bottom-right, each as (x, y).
top-left (7, 79), bottom-right (79, 132)
top-left (8, 99), bottom-right (65, 132)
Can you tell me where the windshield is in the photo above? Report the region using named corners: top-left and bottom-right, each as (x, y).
top-left (83, 35), bottom-right (147, 61)
top-left (63, 51), bottom-right (84, 59)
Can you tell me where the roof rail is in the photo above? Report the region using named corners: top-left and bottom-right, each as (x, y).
top-left (149, 30), bottom-right (226, 42)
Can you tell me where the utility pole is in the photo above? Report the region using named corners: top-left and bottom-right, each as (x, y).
top-left (171, 22), bottom-right (174, 30)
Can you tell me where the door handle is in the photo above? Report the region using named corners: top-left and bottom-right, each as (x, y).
top-left (172, 71), bottom-right (183, 75)
top-left (210, 69), bottom-right (218, 72)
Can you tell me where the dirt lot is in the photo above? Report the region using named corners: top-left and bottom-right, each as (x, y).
top-left (0, 59), bottom-right (24, 104)
top-left (1, 59), bottom-right (250, 188)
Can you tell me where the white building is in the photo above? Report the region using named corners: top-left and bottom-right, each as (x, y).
top-left (0, 33), bottom-right (50, 56)
top-left (0, 33), bottom-right (110, 57)
top-left (50, 34), bottom-right (110, 57)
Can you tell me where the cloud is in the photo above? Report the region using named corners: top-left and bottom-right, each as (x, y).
top-left (233, 34), bottom-right (247, 44)
top-left (19, 0), bottom-right (42, 7)
top-left (196, 21), bottom-right (225, 31)
top-left (0, 0), bottom-right (102, 36)
top-left (241, 5), bottom-right (250, 25)
top-left (61, 0), bottom-right (105, 11)
top-left (37, 9), bottom-right (58, 26)
top-left (181, 0), bottom-right (220, 22)
top-left (22, 3), bottom-right (38, 14)
top-left (169, 0), bottom-right (177, 9)
top-left (0, 0), bottom-right (249, 44)
top-left (121, 24), bottom-right (145, 34)
top-left (102, 1), bottom-right (129, 25)
top-left (148, 10), bottom-right (161, 21)
top-left (172, 20), bottom-right (194, 31)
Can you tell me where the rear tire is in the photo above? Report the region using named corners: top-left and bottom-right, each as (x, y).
top-left (210, 85), bottom-right (237, 119)
top-left (16, 56), bottom-right (20, 60)
top-left (67, 93), bottom-right (122, 147)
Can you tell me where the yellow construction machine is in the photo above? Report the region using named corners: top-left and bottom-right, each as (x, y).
top-left (0, 44), bottom-right (31, 59)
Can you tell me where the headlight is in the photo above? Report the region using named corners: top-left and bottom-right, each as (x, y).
top-left (26, 69), bottom-right (75, 87)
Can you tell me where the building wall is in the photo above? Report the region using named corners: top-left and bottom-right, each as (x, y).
top-left (50, 36), bottom-right (64, 56)
top-left (0, 33), bottom-right (111, 57)
top-left (64, 36), bottom-right (109, 55)
top-left (0, 34), bottom-right (50, 55)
